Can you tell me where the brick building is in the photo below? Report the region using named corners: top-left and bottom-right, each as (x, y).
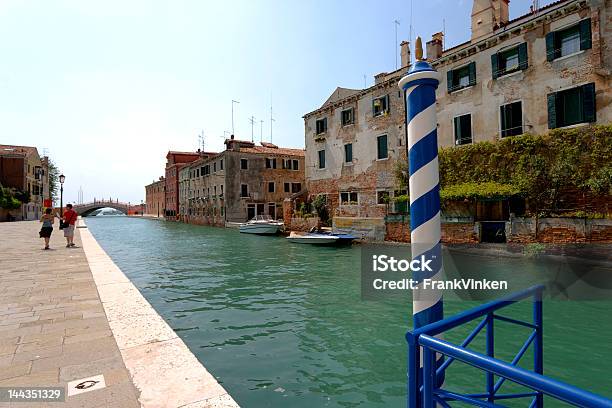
top-left (164, 151), bottom-right (214, 219)
top-left (145, 176), bottom-right (165, 218)
top-left (0, 144), bottom-right (49, 221)
top-left (179, 137), bottom-right (305, 225)
top-left (303, 0), bottom-right (611, 239)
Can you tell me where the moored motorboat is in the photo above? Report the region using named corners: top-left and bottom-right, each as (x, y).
top-left (286, 231), bottom-right (356, 245)
top-left (239, 215), bottom-right (283, 235)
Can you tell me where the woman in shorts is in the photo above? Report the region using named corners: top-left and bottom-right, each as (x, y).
top-left (39, 208), bottom-right (55, 250)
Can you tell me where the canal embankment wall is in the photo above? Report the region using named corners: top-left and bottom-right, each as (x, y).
top-left (78, 218), bottom-right (240, 408)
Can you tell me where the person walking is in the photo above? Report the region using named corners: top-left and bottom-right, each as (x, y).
top-left (63, 203), bottom-right (78, 248)
top-left (39, 208), bottom-right (55, 250)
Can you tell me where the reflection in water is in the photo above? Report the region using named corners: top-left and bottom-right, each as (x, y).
top-left (88, 207), bottom-right (125, 217)
top-left (86, 217), bottom-right (612, 407)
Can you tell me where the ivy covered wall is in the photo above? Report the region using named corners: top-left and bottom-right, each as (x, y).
top-left (395, 125), bottom-right (611, 217)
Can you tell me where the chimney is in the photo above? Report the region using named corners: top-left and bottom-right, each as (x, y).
top-left (426, 32), bottom-right (444, 61)
top-left (471, 0), bottom-right (510, 41)
top-left (400, 40), bottom-right (411, 68)
top-left (374, 72), bottom-right (387, 85)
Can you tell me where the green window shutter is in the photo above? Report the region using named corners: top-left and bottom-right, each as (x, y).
top-left (582, 82), bottom-right (596, 123)
top-left (579, 18), bottom-right (592, 50)
top-left (547, 92), bottom-right (557, 129)
top-left (491, 53), bottom-right (499, 79)
top-left (545, 32), bottom-right (556, 61)
top-left (447, 70), bottom-right (454, 93)
top-left (468, 62), bottom-right (476, 86)
top-left (385, 95), bottom-right (390, 112)
top-left (518, 42), bottom-right (528, 70)
top-left (500, 105), bottom-right (507, 137)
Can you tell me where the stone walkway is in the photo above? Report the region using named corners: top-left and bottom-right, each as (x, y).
top-left (0, 221), bottom-right (140, 407)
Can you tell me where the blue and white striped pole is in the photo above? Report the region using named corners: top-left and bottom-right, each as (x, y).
top-left (398, 47), bottom-right (444, 385)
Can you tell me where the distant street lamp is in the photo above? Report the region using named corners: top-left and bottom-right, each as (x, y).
top-left (141, 199), bottom-right (144, 216)
top-left (59, 174), bottom-right (66, 217)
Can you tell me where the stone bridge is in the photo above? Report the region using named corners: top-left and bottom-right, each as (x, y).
top-left (74, 200), bottom-right (130, 216)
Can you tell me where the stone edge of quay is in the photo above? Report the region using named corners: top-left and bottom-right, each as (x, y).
top-left (77, 217), bottom-right (240, 408)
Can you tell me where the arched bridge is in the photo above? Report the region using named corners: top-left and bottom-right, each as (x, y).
top-left (74, 200), bottom-right (130, 216)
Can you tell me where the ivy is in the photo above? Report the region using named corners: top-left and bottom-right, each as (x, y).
top-left (440, 182), bottom-right (520, 201)
top-left (395, 125), bottom-right (612, 215)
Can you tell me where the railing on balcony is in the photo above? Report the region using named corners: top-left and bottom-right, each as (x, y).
top-left (407, 285), bottom-right (612, 408)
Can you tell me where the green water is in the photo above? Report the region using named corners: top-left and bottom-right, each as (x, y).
top-left (85, 217), bottom-right (611, 407)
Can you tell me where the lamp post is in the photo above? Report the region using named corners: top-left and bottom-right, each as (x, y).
top-left (59, 174), bottom-right (66, 217)
top-left (141, 199), bottom-right (144, 216)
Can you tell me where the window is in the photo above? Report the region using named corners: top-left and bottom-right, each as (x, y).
top-left (340, 192), bottom-right (358, 205)
top-left (284, 182), bottom-right (290, 193)
top-left (491, 43), bottom-right (527, 79)
top-left (500, 102), bottom-right (523, 137)
top-left (372, 95), bottom-right (389, 117)
top-left (196, 169), bottom-right (200, 177)
top-left (241, 159), bottom-right (248, 170)
top-left (316, 118), bottom-right (327, 135)
top-left (220, 159), bottom-right (224, 170)
top-left (240, 184), bottom-right (249, 197)
top-left (292, 160), bottom-right (299, 170)
top-left (547, 83), bottom-right (596, 129)
top-left (213, 162), bottom-right (217, 172)
top-left (341, 108), bottom-right (354, 126)
top-left (344, 143), bottom-right (353, 163)
top-left (546, 19), bottom-right (591, 61)
top-left (318, 150), bottom-right (326, 169)
top-left (377, 135), bottom-right (388, 160)
top-left (265, 158), bottom-right (277, 169)
top-left (453, 114), bottom-right (472, 145)
top-left (447, 62), bottom-right (476, 92)
top-left (377, 191), bottom-right (390, 205)
top-left (291, 183), bottom-right (302, 193)
top-left (268, 182), bottom-right (275, 193)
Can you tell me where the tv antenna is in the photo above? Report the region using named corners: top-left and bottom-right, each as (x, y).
top-left (198, 130), bottom-right (205, 151)
top-left (248, 116), bottom-right (256, 142)
top-left (270, 94), bottom-right (275, 143)
top-left (394, 19), bottom-right (401, 69)
top-left (231, 100), bottom-right (240, 136)
top-left (260, 119), bottom-right (264, 142)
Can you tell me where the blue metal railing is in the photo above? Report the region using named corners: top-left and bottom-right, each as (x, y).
top-left (406, 285), bottom-right (612, 408)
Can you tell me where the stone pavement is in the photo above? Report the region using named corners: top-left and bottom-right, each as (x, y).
top-left (0, 221), bottom-right (140, 407)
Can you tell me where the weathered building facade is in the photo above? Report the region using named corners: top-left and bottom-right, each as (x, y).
top-left (304, 0), bottom-right (611, 239)
top-left (145, 176), bottom-right (165, 218)
top-left (164, 151), bottom-right (213, 219)
top-left (180, 138), bottom-right (305, 225)
top-left (0, 144), bottom-right (49, 221)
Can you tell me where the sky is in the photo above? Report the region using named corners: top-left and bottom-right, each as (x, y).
top-left (0, 0), bottom-right (550, 204)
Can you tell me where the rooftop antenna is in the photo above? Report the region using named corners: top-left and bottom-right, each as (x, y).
top-left (443, 18), bottom-right (446, 51)
top-left (248, 116), bottom-right (256, 142)
top-left (231, 100), bottom-right (240, 136)
top-left (260, 119), bottom-right (264, 143)
top-left (198, 130), bottom-right (205, 152)
top-left (270, 94), bottom-right (275, 144)
top-left (394, 19), bottom-right (401, 69)
top-left (410, 0), bottom-right (414, 62)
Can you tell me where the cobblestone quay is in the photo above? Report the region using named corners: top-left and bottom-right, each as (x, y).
top-left (0, 221), bottom-right (140, 407)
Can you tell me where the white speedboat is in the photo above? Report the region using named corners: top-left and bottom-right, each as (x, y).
top-left (286, 231), bottom-right (340, 245)
top-left (239, 215), bottom-right (283, 235)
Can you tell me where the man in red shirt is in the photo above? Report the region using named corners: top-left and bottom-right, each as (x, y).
top-left (63, 204), bottom-right (78, 248)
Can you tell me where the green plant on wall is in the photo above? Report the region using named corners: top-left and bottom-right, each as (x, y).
top-left (0, 185), bottom-right (22, 210)
top-left (394, 125), bottom-right (612, 217)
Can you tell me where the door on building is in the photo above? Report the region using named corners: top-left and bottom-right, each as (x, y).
top-left (256, 203), bottom-right (265, 216)
top-left (268, 203), bottom-right (276, 219)
top-left (247, 204), bottom-right (255, 221)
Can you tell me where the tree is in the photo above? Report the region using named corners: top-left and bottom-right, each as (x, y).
top-left (312, 194), bottom-right (330, 225)
top-left (0, 185), bottom-right (21, 210)
top-left (47, 159), bottom-right (60, 204)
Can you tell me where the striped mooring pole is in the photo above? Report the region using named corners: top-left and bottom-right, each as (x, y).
top-left (398, 42), bottom-right (444, 381)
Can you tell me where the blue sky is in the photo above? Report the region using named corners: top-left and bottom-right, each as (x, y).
top-left (0, 0), bottom-right (548, 203)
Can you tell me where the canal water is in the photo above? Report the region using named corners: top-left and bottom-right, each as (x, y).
top-left (85, 217), bottom-right (611, 407)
